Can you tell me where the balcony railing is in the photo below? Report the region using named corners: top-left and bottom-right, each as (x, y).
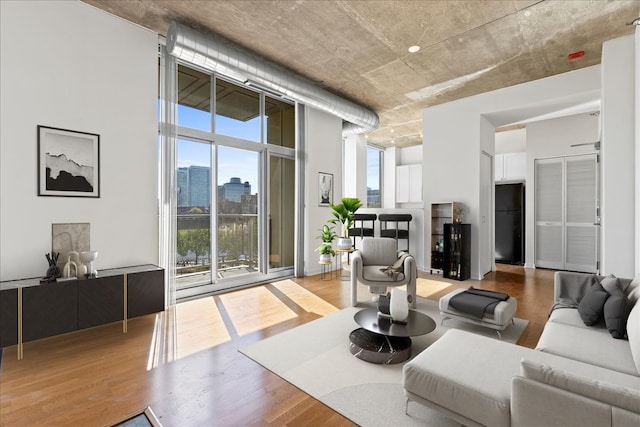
top-left (176, 213), bottom-right (259, 287)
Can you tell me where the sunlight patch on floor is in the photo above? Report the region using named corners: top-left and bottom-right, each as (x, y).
top-left (175, 297), bottom-right (231, 359)
top-left (147, 298), bottom-right (232, 369)
top-left (219, 286), bottom-right (297, 336)
top-left (415, 278), bottom-right (453, 299)
top-left (272, 279), bottom-right (338, 316)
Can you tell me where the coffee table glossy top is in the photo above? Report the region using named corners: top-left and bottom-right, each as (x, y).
top-left (353, 308), bottom-right (436, 338)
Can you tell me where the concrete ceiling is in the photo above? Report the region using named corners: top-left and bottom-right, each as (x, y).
top-left (83, 0), bottom-right (639, 148)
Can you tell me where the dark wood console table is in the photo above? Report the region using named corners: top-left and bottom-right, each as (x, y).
top-left (0, 264), bottom-right (164, 360)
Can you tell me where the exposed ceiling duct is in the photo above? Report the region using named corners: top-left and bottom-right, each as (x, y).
top-left (165, 21), bottom-right (379, 136)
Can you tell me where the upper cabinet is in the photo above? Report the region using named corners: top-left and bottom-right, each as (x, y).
top-left (396, 164), bottom-right (422, 203)
top-left (495, 152), bottom-right (526, 182)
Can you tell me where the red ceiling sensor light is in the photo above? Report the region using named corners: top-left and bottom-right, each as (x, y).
top-left (568, 50), bottom-right (585, 60)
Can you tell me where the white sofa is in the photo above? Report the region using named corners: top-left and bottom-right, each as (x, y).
top-left (403, 271), bottom-right (640, 427)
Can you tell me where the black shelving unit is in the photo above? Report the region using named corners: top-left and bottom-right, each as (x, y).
top-left (430, 202), bottom-right (460, 274)
top-left (443, 223), bottom-right (470, 281)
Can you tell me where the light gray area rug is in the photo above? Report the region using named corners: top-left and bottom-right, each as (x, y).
top-left (240, 298), bottom-right (528, 426)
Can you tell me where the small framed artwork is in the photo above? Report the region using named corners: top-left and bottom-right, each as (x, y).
top-left (52, 222), bottom-right (90, 271)
top-left (38, 125), bottom-right (100, 197)
top-left (318, 172), bottom-right (333, 206)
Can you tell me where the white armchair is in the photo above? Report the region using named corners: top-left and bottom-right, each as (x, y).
top-left (350, 237), bottom-right (417, 308)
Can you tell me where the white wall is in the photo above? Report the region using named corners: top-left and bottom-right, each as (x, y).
top-left (495, 128), bottom-right (526, 154)
top-left (479, 116), bottom-right (495, 276)
top-left (399, 145), bottom-right (423, 165)
top-left (601, 34), bottom-right (636, 277)
top-left (383, 147), bottom-right (398, 208)
top-left (636, 26), bottom-right (640, 275)
top-left (0, 1), bottom-right (159, 281)
top-left (304, 107), bottom-right (343, 276)
top-left (423, 65), bottom-right (602, 279)
top-left (343, 134), bottom-right (367, 201)
top-left (524, 113), bottom-right (600, 268)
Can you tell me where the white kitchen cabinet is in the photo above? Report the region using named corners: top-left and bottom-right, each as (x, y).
top-left (495, 152), bottom-right (526, 181)
top-left (396, 164), bottom-right (422, 203)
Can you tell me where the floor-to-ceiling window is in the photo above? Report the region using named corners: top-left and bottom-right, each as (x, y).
top-left (367, 146), bottom-right (383, 208)
top-left (162, 60), bottom-right (296, 299)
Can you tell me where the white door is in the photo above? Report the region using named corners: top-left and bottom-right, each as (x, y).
top-left (481, 152), bottom-right (493, 276)
top-left (565, 155), bottom-right (598, 273)
top-left (535, 158), bottom-right (564, 269)
top-left (535, 154), bottom-right (598, 273)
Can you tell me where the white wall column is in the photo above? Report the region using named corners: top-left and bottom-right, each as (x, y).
top-left (303, 107), bottom-right (343, 276)
top-left (601, 34), bottom-right (636, 277)
top-left (343, 134), bottom-right (367, 201)
top-left (383, 146), bottom-right (398, 208)
top-left (636, 26), bottom-right (640, 275)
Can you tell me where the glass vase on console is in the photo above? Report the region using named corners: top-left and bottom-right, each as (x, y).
top-left (79, 250), bottom-right (98, 278)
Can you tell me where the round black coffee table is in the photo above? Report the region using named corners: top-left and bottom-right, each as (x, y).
top-left (349, 308), bottom-right (436, 364)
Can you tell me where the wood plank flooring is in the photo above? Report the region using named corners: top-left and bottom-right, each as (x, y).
top-left (0, 264), bottom-right (555, 426)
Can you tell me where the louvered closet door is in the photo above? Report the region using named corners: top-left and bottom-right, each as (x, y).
top-left (565, 155), bottom-right (598, 273)
top-left (535, 159), bottom-right (564, 269)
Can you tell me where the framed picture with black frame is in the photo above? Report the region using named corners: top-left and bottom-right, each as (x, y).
top-left (38, 125), bottom-right (100, 198)
top-left (318, 172), bottom-right (333, 206)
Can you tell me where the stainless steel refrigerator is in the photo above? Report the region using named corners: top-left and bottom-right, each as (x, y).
top-left (495, 183), bottom-right (524, 264)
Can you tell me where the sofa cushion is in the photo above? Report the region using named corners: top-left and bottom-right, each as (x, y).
top-left (360, 265), bottom-right (403, 282)
top-left (548, 306), bottom-right (603, 330)
top-left (604, 292), bottom-right (633, 339)
top-left (536, 321), bottom-right (639, 376)
top-left (520, 359), bottom-right (640, 413)
top-left (627, 302), bottom-right (640, 375)
top-left (578, 282), bottom-right (609, 326)
top-left (627, 275), bottom-right (640, 305)
top-left (600, 274), bottom-right (621, 294)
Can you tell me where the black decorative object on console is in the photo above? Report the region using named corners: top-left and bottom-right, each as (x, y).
top-left (44, 251), bottom-right (61, 281)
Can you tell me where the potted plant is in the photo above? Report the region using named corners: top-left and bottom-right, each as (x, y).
top-left (329, 197), bottom-right (362, 249)
top-left (315, 224), bottom-right (337, 263)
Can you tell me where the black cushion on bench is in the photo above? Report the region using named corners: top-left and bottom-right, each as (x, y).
top-left (449, 287), bottom-right (510, 319)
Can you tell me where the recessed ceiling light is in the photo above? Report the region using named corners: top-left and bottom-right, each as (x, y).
top-left (524, 10), bottom-right (531, 17)
top-left (408, 45), bottom-right (420, 53)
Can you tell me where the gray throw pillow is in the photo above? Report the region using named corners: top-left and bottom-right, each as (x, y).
top-left (600, 274), bottom-right (620, 295)
top-left (603, 287), bottom-right (632, 339)
top-left (578, 282), bottom-right (609, 326)
top-left (600, 274), bottom-right (620, 294)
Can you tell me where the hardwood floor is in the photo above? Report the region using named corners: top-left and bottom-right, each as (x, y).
top-left (0, 264), bottom-right (555, 426)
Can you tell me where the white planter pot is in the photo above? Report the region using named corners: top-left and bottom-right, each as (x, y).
top-left (336, 237), bottom-right (353, 250)
top-left (319, 254), bottom-right (332, 263)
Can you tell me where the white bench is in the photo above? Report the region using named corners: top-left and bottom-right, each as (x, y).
top-left (439, 288), bottom-right (517, 338)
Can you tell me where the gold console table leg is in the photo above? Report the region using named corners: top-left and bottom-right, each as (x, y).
top-left (17, 287), bottom-right (23, 360)
top-left (123, 274), bottom-right (128, 333)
